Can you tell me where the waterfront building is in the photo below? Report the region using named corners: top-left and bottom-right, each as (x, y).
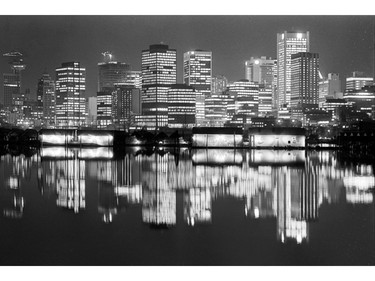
top-left (167, 84), bottom-right (196, 128)
top-left (140, 44), bottom-right (177, 128)
top-left (55, 62), bottom-right (86, 128)
top-left (248, 127), bottom-right (306, 148)
top-left (344, 86), bottom-right (375, 116)
top-left (290, 52), bottom-right (320, 121)
top-left (277, 31), bottom-right (310, 116)
top-left (184, 50), bottom-right (212, 126)
top-left (192, 127), bottom-right (243, 148)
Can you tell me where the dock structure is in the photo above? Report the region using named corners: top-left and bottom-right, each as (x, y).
top-left (192, 127), bottom-right (243, 148)
top-left (248, 127), bottom-right (306, 149)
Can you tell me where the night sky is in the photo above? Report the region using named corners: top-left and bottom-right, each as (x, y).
top-left (0, 15), bottom-right (374, 99)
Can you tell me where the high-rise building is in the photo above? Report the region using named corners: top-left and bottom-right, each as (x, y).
top-left (318, 73), bottom-right (341, 107)
top-left (259, 85), bottom-right (273, 116)
top-left (112, 84), bottom-right (141, 129)
top-left (98, 52), bottom-right (131, 92)
top-left (97, 87), bottom-right (113, 129)
top-left (212, 75), bottom-right (228, 95)
top-left (2, 52), bottom-right (26, 110)
top-left (290, 52), bottom-right (320, 120)
top-left (345, 71), bottom-right (373, 92)
top-left (55, 62), bottom-right (86, 128)
top-left (184, 50), bottom-right (212, 126)
top-left (36, 73), bottom-right (56, 126)
top-left (140, 44), bottom-right (177, 128)
top-left (167, 84), bottom-right (196, 128)
top-left (245, 56), bottom-right (275, 86)
top-left (277, 31), bottom-right (310, 116)
top-left (227, 80), bottom-right (259, 126)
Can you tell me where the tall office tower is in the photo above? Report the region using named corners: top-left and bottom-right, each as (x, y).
top-left (55, 62), bottom-right (86, 128)
top-left (245, 56), bottom-right (275, 85)
top-left (184, 50), bottom-right (212, 126)
top-left (112, 84), bottom-right (141, 129)
top-left (345, 71), bottom-right (373, 92)
top-left (141, 44), bottom-right (177, 128)
top-left (2, 52), bottom-right (26, 110)
top-left (259, 85), bottom-right (273, 116)
top-left (227, 80), bottom-right (259, 125)
top-left (97, 87), bottom-right (113, 129)
top-left (318, 73), bottom-right (341, 107)
top-left (36, 73), bottom-right (56, 126)
top-left (290, 52), bottom-right (320, 120)
top-left (212, 75), bottom-right (228, 95)
top-left (124, 70), bottom-right (142, 90)
top-left (98, 52), bottom-right (131, 92)
top-left (277, 31), bottom-right (310, 117)
top-left (167, 84), bottom-right (196, 128)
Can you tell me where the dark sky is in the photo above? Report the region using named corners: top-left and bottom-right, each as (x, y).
top-left (0, 15), bottom-right (374, 99)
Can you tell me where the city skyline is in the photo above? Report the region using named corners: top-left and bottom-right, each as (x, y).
top-left (0, 15), bottom-right (374, 100)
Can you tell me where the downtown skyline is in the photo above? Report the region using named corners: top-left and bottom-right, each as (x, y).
top-left (0, 15), bottom-right (374, 99)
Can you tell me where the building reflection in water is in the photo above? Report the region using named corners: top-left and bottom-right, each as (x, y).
top-left (1, 152), bottom-right (37, 219)
top-left (13, 146), bottom-right (374, 242)
top-left (97, 152), bottom-right (142, 223)
top-left (39, 147), bottom-right (87, 213)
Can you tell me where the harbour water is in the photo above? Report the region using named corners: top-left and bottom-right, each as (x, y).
top-left (0, 147), bottom-right (374, 265)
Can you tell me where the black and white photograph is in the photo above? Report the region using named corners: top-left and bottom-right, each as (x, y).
top-left (0, 0), bottom-right (374, 276)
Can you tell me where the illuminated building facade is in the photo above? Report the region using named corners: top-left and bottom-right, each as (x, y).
top-left (277, 31), bottom-right (310, 116)
top-left (345, 71), bottom-right (373, 92)
top-left (212, 75), bottom-right (228, 95)
top-left (167, 84), bottom-right (196, 128)
top-left (2, 52), bottom-right (26, 110)
top-left (290, 52), bottom-right (319, 120)
top-left (192, 127), bottom-right (243, 147)
top-left (183, 50), bottom-right (212, 126)
top-left (55, 62), bottom-right (86, 128)
top-left (112, 84), bottom-right (141, 129)
top-left (248, 127), bottom-right (306, 148)
top-left (98, 60), bottom-right (131, 92)
top-left (36, 73), bottom-right (56, 126)
top-left (205, 94), bottom-right (228, 126)
top-left (318, 73), bottom-right (341, 107)
top-left (227, 80), bottom-right (259, 124)
top-left (321, 98), bottom-right (350, 120)
top-left (141, 44), bottom-right (177, 128)
top-left (97, 87), bottom-right (113, 129)
top-left (245, 56), bottom-right (275, 85)
top-left (259, 85), bottom-right (273, 116)
top-left (344, 86), bottom-right (375, 116)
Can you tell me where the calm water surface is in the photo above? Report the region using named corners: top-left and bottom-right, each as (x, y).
top-left (0, 147), bottom-right (374, 265)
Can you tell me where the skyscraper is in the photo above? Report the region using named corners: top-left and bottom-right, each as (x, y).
top-left (112, 84), bottom-right (141, 129)
top-left (140, 44), bottom-right (177, 128)
top-left (277, 31), bottom-right (310, 117)
top-left (2, 52), bottom-right (26, 110)
top-left (245, 56), bottom-right (275, 86)
top-left (183, 50), bottom-right (212, 126)
top-left (36, 73), bottom-right (56, 126)
top-left (98, 52), bottom-right (131, 92)
top-left (55, 62), bottom-right (86, 128)
top-left (290, 52), bottom-right (320, 120)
